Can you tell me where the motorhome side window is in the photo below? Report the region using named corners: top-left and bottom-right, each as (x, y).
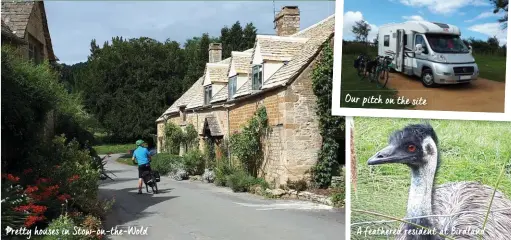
top-left (415, 35), bottom-right (428, 54)
top-left (384, 35), bottom-right (390, 47)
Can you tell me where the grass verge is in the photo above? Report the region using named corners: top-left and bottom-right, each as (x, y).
top-left (93, 143), bottom-right (134, 155)
top-left (351, 118), bottom-right (511, 239)
top-left (474, 54), bottom-right (507, 82)
top-left (116, 157), bottom-right (137, 166)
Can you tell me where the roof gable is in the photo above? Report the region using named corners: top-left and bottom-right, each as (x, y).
top-left (1, 1), bottom-right (57, 61)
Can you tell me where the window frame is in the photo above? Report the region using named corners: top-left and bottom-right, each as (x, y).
top-left (204, 85), bottom-right (213, 105)
top-left (27, 34), bottom-right (43, 64)
top-left (228, 75), bottom-right (237, 99)
top-left (252, 64), bottom-right (263, 90)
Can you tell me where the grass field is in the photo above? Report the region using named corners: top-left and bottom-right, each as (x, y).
top-left (474, 54), bottom-right (507, 82)
top-left (93, 143), bottom-right (134, 155)
top-left (340, 54), bottom-right (411, 109)
top-left (351, 118), bottom-right (511, 239)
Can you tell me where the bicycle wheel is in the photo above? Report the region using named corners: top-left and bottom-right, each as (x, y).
top-left (357, 60), bottom-right (366, 79)
top-left (376, 69), bottom-right (389, 88)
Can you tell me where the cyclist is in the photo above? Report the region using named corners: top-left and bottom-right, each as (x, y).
top-left (132, 139), bottom-right (152, 194)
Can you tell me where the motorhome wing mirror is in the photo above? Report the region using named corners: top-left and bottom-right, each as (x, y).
top-left (415, 44), bottom-right (423, 54)
top-left (469, 45), bottom-right (473, 54)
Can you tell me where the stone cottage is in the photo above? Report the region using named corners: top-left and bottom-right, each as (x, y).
top-left (1, 1), bottom-right (58, 63)
top-left (2, 0), bottom-right (59, 140)
top-left (156, 6), bottom-right (335, 185)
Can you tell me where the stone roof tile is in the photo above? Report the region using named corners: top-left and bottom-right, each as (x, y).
top-left (1, 1), bottom-right (34, 38)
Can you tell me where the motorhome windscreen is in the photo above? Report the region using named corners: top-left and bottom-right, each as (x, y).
top-left (424, 34), bottom-right (470, 54)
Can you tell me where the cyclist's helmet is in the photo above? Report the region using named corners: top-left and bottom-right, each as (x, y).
top-left (136, 139), bottom-right (145, 146)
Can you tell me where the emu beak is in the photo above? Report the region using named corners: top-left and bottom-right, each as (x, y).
top-left (367, 145), bottom-right (407, 165)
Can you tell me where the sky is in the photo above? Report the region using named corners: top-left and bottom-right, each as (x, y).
top-left (45, 1), bottom-right (335, 64)
top-left (342, 0), bottom-right (508, 46)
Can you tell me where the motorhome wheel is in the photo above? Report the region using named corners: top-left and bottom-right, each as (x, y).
top-left (421, 69), bottom-right (437, 87)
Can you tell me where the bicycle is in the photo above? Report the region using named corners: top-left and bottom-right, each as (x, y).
top-left (369, 55), bottom-right (394, 89)
top-left (141, 167), bottom-right (160, 194)
top-left (355, 54), bottom-right (371, 80)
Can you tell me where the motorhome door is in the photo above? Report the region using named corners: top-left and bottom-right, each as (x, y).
top-left (395, 29), bottom-right (405, 72)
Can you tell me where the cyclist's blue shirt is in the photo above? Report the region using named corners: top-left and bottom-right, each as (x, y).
top-left (133, 146), bottom-right (150, 165)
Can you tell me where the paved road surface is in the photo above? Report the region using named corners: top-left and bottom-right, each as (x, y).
top-left (99, 154), bottom-right (345, 240)
top-left (386, 73), bottom-right (505, 112)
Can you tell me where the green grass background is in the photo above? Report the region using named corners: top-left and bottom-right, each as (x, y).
top-left (351, 117), bottom-right (511, 239)
top-left (93, 143), bottom-right (134, 155)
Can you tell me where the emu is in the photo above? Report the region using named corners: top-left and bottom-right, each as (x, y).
top-left (367, 123), bottom-right (511, 240)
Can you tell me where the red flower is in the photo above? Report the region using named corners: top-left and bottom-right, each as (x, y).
top-left (35, 178), bottom-right (50, 185)
top-left (67, 175), bottom-right (80, 183)
top-left (24, 215), bottom-right (44, 228)
top-left (23, 169), bottom-right (33, 174)
top-left (3, 174), bottom-right (20, 182)
top-left (30, 205), bottom-right (47, 214)
top-left (24, 185), bottom-right (38, 194)
top-left (14, 205), bottom-right (31, 212)
top-left (55, 165), bottom-right (60, 169)
top-left (57, 193), bottom-right (71, 202)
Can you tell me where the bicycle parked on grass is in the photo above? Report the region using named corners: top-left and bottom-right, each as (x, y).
top-left (355, 53), bottom-right (394, 89)
top-left (370, 54), bottom-right (394, 89)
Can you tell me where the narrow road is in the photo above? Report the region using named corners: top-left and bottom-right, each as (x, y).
top-left (99, 154), bottom-right (345, 240)
top-left (386, 73), bottom-right (505, 112)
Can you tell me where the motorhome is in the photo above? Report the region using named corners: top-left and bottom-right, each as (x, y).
top-left (378, 21), bottom-right (479, 87)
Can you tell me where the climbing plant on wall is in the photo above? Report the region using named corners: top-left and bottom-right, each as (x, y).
top-left (183, 124), bottom-right (199, 152)
top-left (311, 42), bottom-right (345, 188)
top-left (229, 106), bottom-right (269, 177)
top-left (164, 122), bottom-right (183, 155)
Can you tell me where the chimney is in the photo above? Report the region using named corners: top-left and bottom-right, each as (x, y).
top-left (209, 43), bottom-right (222, 63)
top-left (274, 6), bottom-right (300, 36)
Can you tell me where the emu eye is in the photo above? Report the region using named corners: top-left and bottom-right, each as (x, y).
top-left (408, 145), bottom-right (417, 152)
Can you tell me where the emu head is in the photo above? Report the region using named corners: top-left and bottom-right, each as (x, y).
top-left (367, 123), bottom-right (439, 169)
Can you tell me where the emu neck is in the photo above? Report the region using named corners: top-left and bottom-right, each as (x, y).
top-left (407, 140), bottom-right (438, 219)
top-left (407, 165), bottom-right (436, 218)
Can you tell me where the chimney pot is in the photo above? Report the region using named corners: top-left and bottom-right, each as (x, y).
top-left (274, 6), bottom-right (300, 36)
top-left (209, 43), bottom-right (222, 63)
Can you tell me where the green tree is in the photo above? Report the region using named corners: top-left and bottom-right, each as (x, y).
top-left (242, 23), bottom-right (258, 49)
top-left (82, 37), bottom-right (185, 142)
top-left (352, 20), bottom-right (371, 43)
top-left (491, 0), bottom-right (508, 28)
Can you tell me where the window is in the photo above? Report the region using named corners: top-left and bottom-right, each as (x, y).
top-left (228, 75), bottom-right (237, 99)
top-left (415, 35), bottom-right (429, 54)
top-left (28, 34), bottom-right (43, 64)
top-left (404, 34), bottom-right (408, 46)
top-left (252, 65), bottom-right (263, 90)
top-left (384, 35), bottom-right (390, 47)
top-left (179, 106), bottom-right (186, 122)
top-left (204, 85), bottom-right (212, 105)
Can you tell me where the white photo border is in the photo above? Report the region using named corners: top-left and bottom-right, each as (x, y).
top-left (332, 0), bottom-right (511, 122)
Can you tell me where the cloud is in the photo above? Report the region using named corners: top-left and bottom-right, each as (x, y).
top-left (402, 15), bottom-right (426, 21)
top-left (398, 0), bottom-right (490, 14)
top-left (342, 11), bottom-right (378, 42)
top-left (465, 11), bottom-right (505, 23)
top-left (468, 22), bottom-right (507, 45)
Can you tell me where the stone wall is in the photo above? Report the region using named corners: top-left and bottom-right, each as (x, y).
top-left (157, 49), bottom-right (323, 186)
top-left (23, 2), bottom-right (48, 60)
